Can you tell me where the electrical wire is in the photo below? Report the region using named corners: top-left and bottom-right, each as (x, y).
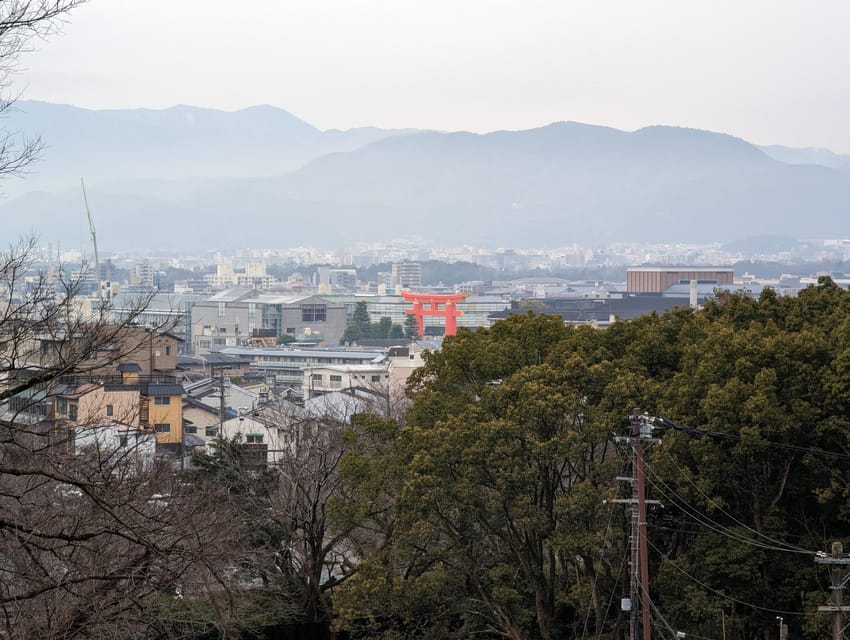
top-left (642, 460), bottom-right (814, 555)
top-left (648, 416), bottom-right (850, 463)
top-left (579, 446), bottom-right (631, 640)
top-left (646, 536), bottom-right (806, 616)
top-left (656, 445), bottom-right (814, 555)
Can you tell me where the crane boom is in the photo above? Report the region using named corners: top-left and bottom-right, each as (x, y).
top-left (80, 178), bottom-right (101, 300)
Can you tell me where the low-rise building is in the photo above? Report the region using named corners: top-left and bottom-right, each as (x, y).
top-left (191, 288), bottom-right (347, 352)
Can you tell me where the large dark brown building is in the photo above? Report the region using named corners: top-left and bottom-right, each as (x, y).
top-left (627, 267), bottom-right (734, 294)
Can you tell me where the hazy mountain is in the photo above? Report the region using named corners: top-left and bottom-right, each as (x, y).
top-left (0, 101), bottom-right (412, 196)
top-left (1, 105), bottom-right (850, 250)
top-left (759, 144), bottom-right (850, 169)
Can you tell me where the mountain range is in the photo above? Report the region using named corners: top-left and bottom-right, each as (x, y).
top-left (1, 101), bottom-right (848, 251)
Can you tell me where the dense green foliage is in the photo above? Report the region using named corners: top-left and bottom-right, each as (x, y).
top-left (342, 300), bottom-right (406, 343)
top-left (333, 279), bottom-right (850, 640)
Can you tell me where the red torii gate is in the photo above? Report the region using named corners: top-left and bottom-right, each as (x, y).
top-left (402, 291), bottom-right (467, 337)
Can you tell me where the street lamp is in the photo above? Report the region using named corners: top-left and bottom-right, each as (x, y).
top-left (776, 616), bottom-right (787, 640)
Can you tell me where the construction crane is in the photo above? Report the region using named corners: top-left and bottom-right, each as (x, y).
top-left (80, 178), bottom-right (101, 301)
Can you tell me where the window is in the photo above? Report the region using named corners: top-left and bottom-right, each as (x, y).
top-left (330, 375), bottom-right (342, 382)
top-left (154, 396), bottom-right (171, 405)
top-left (155, 423), bottom-right (170, 433)
top-left (56, 396), bottom-right (67, 414)
top-left (371, 375), bottom-right (381, 383)
top-left (311, 373), bottom-right (323, 382)
top-left (205, 426), bottom-right (218, 437)
top-left (106, 404), bottom-right (113, 417)
top-left (286, 327), bottom-right (295, 334)
top-left (185, 425), bottom-right (197, 434)
top-left (301, 304), bottom-right (327, 322)
top-left (246, 434), bottom-right (264, 444)
top-left (165, 345), bottom-right (171, 356)
top-left (218, 302), bottom-right (225, 317)
top-left (119, 434), bottom-right (128, 448)
top-left (68, 403), bottom-right (78, 421)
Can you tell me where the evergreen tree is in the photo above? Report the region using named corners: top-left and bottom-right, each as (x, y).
top-left (342, 300), bottom-right (372, 343)
top-left (404, 313), bottom-right (420, 340)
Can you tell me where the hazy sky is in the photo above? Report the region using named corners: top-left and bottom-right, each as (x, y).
top-left (16, 0), bottom-right (850, 152)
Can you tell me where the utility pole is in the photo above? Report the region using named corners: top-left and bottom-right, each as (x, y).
top-left (219, 367), bottom-right (226, 437)
top-left (612, 409), bottom-right (661, 640)
top-left (817, 541), bottom-right (850, 640)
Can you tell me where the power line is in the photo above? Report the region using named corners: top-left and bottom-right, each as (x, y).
top-left (647, 415), bottom-right (850, 463)
top-left (646, 537), bottom-right (807, 616)
top-left (656, 446), bottom-right (814, 554)
top-left (642, 458), bottom-right (814, 555)
top-left (581, 448), bottom-right (633, 640)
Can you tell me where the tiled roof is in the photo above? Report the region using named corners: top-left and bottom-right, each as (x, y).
top-left (146, 383), bottom-right (184, 396)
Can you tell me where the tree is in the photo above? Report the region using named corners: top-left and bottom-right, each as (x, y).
top-left (403, 313), bottom-right (419, 340)
top-left (0, 237), bottom-right (254, 639)
top-left (336, 290), bottom-right (850, 640)
top-left (337, 314), bottom-right (626, 640)
top-left (342, 300), bottom-right (372, 344)
top-left (0, 1), bottom-right (86, 188)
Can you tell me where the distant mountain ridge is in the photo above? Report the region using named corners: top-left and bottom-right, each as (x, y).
top-left (2, 101), bottom-right (413, 196)
top-left (0, 101), bottom-right (849, 250)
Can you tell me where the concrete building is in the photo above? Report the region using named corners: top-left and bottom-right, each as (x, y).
top-left (217, 346), bottom-right (384, 393)
top-left (190, 288), bottom-right (348, 352)
top-left (316, 268), bottom-right (357, 293)
top-left (391, 262), bottom-right (422, 290)
top-left (204, 260), bottom-right (279, 289)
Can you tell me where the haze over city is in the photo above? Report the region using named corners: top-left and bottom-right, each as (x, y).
top-left (18, 0), bottom-right (850, 152)
top-left (4, 3), bottom-right (850, 640)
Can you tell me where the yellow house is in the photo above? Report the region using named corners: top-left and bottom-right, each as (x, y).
top-left (144, 382), bottom-right (184, 446)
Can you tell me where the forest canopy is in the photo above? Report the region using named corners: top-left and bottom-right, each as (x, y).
top-left (334, 278), bottom-right (850, 640)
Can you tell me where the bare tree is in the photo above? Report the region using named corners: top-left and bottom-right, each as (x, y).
top-left (0, 237), bottom-right (255, 639)
top-left (0, 1), bottom-right (86, 186)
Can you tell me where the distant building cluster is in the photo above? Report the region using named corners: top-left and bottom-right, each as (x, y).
top-left (13, 237), bottom-right (850, 471)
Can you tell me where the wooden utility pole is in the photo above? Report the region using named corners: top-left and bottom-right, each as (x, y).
top-left (613, 409), bottom-right (660, 640)
top-left (818, 541), bottom-right (850, 640)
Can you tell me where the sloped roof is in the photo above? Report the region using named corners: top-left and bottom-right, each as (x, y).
top-left (146, 383), bottom-right (184, 396)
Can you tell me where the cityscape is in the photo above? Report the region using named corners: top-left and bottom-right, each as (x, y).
top-left (3, 2), bottom-right (850, 640)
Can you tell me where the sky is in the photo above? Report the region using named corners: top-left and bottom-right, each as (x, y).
top-left (14, 0), bottom-right (850, 152)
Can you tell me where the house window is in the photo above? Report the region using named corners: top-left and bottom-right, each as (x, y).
top-left (218, 302), bottom-right (225, 317)
top-left (371, 375), bottom-right (381, 383)
top-left (106, 404), bottom-right (113, 417)
top-left (205, 426), bottom-right (218, 438)
top-left (301, 304), bottom-right (327, 322)
top-left (185, 425), bottom-right (197, 434)
top-left (330, 375), bottom-right (342, 382)
top-left (56, 397), bottom-right (67, 414)
top-left (246, 434), bottom-right (263, 444)
top-left (311, 373), bottom-right (323, 382)
top-left (154, 396), bottom-right (171, 405)
top-left (165, 345), bottom-right (171, 356)
top-left (286, 327), bottom-right (295, 334)
top-left (68, 403), bottom-right (78, 421)
top-left (155, 423), bottom-right (171, 433)
top-left (119, 434), bottom-right (128, 448)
